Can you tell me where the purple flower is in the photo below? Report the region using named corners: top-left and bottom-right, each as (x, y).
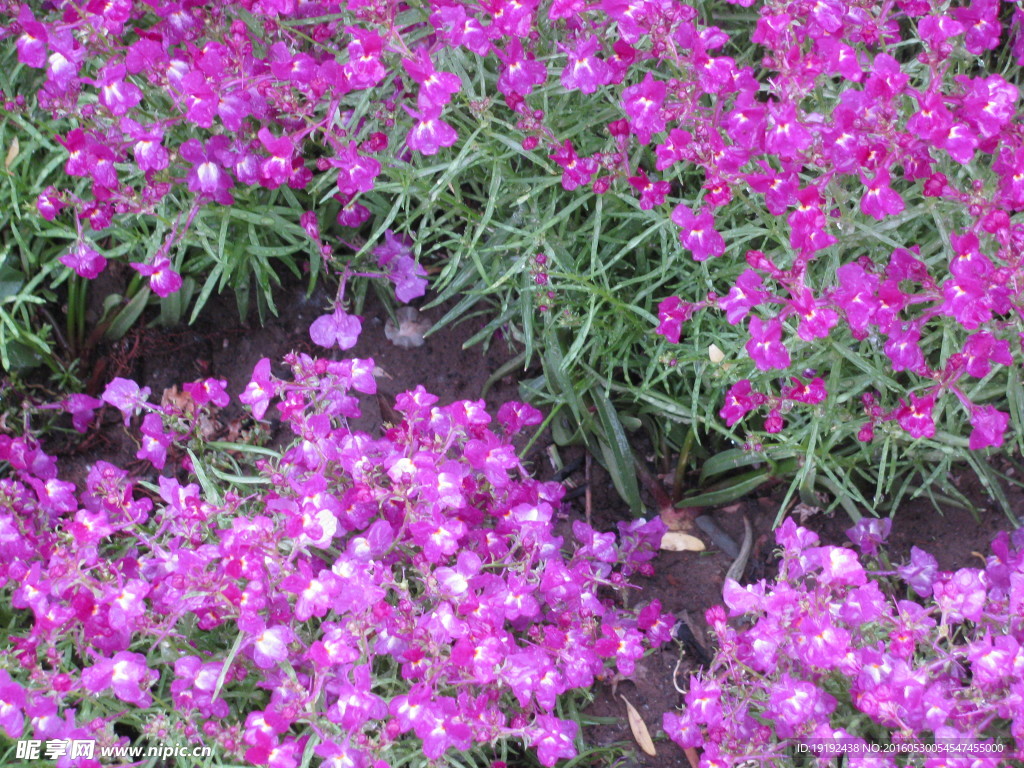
top-left (561, 35), bottom-right (610, 94)
top-left (101, 377), bottom-right (151, 425)
top-left (239, 358), bottom-right (276, 420)
top-left (81, 652), bottom-right (157, 707)
top-left (529, 716), bottom-right (578, 766)
top-left (766, 674), bottom-right (837, 738)
top-left (59, 242), bottom-right (107, 279)
top-left (655, 296), bottom-right (695, 344)
top-left (137, 413), bottom-right (172, 469)
top-left (746, 315), bottom-right (791, 370)
top-left (406, 105), bottom-right (458, 156)
top-left (968, 404), bottom-right (1009, 450)
top-left (0, 670), bottom-right (25, 738)
top-left (846, 517), bottom-right (892, 556)
top-left (251, 625), bottom-right (296, 669)
top-left (933, 568), bottom-right (988, 623)
top-left (898, 546), bottom-right (939, 597)
top-left (620, 73), bottom-right (666, 144)
top-left (130, 255), bottom-right (182, 297)
top-left (671, 204), bottom-right (725, 261)
top-left (183, 378), bottom-right (230, 408)
top-left (309, 310), bottom-right (362, 350)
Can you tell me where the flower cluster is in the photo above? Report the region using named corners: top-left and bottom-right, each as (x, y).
top-left (0, 356), bottom-right (671, 767)
top-left (643, 0), bottom-right (1024, 449)
top-left (664, 518), bottom-right (1024, 766)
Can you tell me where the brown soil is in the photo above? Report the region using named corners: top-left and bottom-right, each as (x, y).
top-left (42, 278), bottom-right (1024, 768)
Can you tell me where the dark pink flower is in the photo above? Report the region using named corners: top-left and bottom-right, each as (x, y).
top-left (620, 73), bottom-right (666, 144)
top-left (561, 35), bottom-right (610, 94)
top-left (720, 380), bottom-right (757, 426)
top-left (81, 652), bottom-right (157, 707)
top-left (718, 270), bottom-right (766, 325)
top-left (672, 204), bottom-right (725, 261)
top-left (183, 378), bottom-right (230, 408)
top-left (655, 296), bottom-right (695, 343)
top-left (746, 316), bottom-right (790, 370)
top-left (895, 393), bottom-right (936, 439)
top-left (968, 404), bottom-right (1009, 450)
top-left (406, 106), bottom-right (458, 156)
top-left (59, 242), bottom-right (106, 279)
top-left (239, 358), bottom-right (276, 420)
top-left (95, 63), bottom-right (142, 116)
top-left (130, 255), bottom-right (182, 297)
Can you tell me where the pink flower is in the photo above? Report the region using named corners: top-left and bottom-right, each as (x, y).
top-left (251, 625), bottom-right (296, 669)
top-left (405, 105), bottom-right (458, 156)
top-left (130, 255), bottom-right (182, 297)
top-left (671, 204), bottom-right (725, 261)
top-left (239, 358), bottom-right (276, 420)
top-left (560, 35), bottom-right (610, 94)
top-left (746, 315), bottom-right (790, 370)
top-left (310, 310), bottom-right (362, 350)
top-left (718, 270), bottom-right (766, 325)
top-left (81, 652), bottom-right (157, 707)
top-left (968, 404), bottom-right (1009, 450)
top-left (895, 393), bottom-right (936, 439)
top-left (620, 73), bottom-right (666, 144)
top-left (101, 377), bottom-right (151, 425)
top-left (59, 242), bottom-right (106, 279)
top-left (720, 380), bottom-right (758, 426)
top-left (137, 413), bottom-right (172, 469)
top-left (183, 378), bottom-right (230, 408)
top-left (655, 296), bottom-right (695, 344)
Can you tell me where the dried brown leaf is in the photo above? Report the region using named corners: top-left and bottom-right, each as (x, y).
top-left (621, 695), bottom-right (656, 757)
top-left (660, 531), bottom-right (706, 552)
top-left (5, 137), bottom-right (19, 171)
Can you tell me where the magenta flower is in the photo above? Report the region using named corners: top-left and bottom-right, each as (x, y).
top-left (406, 105), bottom-right (458, 156)
top-left (95, 63), bottom-right (142, 116)
top-left (968, 404), bottom-right (1009, 450)
top-left (672, 204), bottom-right (725, 261)
top-left (620, 73), bottom-right (666, 144)
top-left (766, 674), bottom-right (837, 738)
top-left (746, 315), bottom-right (790, 370)
top-left (183, 378), bottom-right (230, 408)
top-left (81, 652), bottom-right (157, 707)
top-left (655, 296), bottom-right (695, 344)
top-left (15, 6), bottom-right (47, 68)
top-left (860, 169), bottom-right (905, 220)
top-left (239, 358), bottom-right (276, 420)
top-left (404, 47), bottom-right (462, 109)
top-left (895, 393), bottom-right (937, 439)
top-left (59, 242), bottom-right (106, 279)
top-left (720, 380), bottom-right (758, 426)
top-left (180, 137), bottom-right (234, 205)
top-left (0, 670), bottom-right (25, 738)
top-left (137, 413), bottom-right (172, 469)
top-left (309, 310), bottom-right (362, 350)
top-left (718, 270), bottom-right (765, 325)
top-left (561, 35), bottom-right (610, 94)
top-left (549, 140), bottom-right (599, 191)
top-left (130, 255), bottom-right (182, 297)
top-left (101, 377), bottom-right (151, 425)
